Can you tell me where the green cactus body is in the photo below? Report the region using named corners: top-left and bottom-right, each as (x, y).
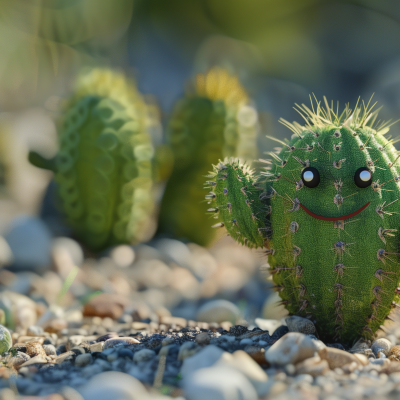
top-left (30, 69), bottom-right (155, 251)
top-left (209, 99), bottom-right (400, 344)
top-left (158, 67), bottom-right (258, 246)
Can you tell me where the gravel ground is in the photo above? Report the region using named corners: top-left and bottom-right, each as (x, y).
top-left (2, 218), bottom-right (400, 399)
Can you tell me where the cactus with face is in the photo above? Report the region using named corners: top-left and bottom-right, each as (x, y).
top-left (208, 98), bottom-right (400, 344)
top-left (158, 67), bottom-right (259, 246)
top-left (29, 69), bottom-right (155, 251)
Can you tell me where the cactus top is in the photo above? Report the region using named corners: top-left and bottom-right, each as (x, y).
top-left (209, 97), bottom-right (400, 344)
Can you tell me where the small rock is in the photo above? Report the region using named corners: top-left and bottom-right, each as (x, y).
top-left (89, 342), bottom-right (104, 353)
top-left (24, 342), bottom-right (47, 358)
top-left (43, 318), bottom-right (68, 333)
top-left (370, 358), bottom-right (391, 367)
top-left (83, 293), bottom-right (130, 320)
top-left (319, 347), bottom-right (360, 369)
top-left (215, 350), bottom-right (269, 396)
top-left (7, 351), bottom-right (30, 369)
top-left (265, 332), bottom-right (321, 366)
top-left (350, 338), bottom-right (371, 354)
top-left (255, 318), bottom-right (281, 333)
top-left (96, 332), bottom-right (119, 342)
top-left (183, 365), bottom-right (258, 400)
top-left (244, 346), bottom-right (269, 367)
top-left (4, 216), bottom-right (52, 271)
top-left (286, 316), bottom-right (316, 335)
top-left (26, 325), bottom-right (44, 336)
top-left (353, 353), bottom-right (369, 366)
top-left (51, 237), bottom-right (84, 267)
top-left (55, 351), bottom-right (76, 365)
top-left (76, 353), bottom-right (92, 367)
top-left (371, 338), bottom-right (393, 357)
top-left (19, 355), bottom-right (48, 368)
top-left (42, 344), bottom-right (56, 356)
top-left (229, 325), bottom-right (248, 337)
top-left (181, 345), bottom-right (224, 379)
top-left (161, 337), bottom-right (175, 346)
top-left (104, 337), bottom-right (140, 350)
top-left (389, 345), bottom-right (400, 361)
top-left (296, 356), bottom-right (329, 377)
top-left (160, 316), bottom-right (187, 327)
top-left (240, 338), bottom-right (253, 346)
top-left (133, 349), bottom-right (155, 363)
top-left (110, 245), bottom-right (135, 268)
top-left (195, 332), bottom-right (211, 346)
top-left (78, 371), bottom-right (151, 400)
top-left (178, 342), bottom-right (199, 361)
top-left (196, 300), bottom-right (241, 324)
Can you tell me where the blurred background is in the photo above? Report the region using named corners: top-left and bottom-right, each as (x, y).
top-left (1, 0), bottom-right (400, 330)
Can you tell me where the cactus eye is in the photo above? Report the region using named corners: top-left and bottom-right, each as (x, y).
top-left (301, 167), bottom-right (320, 188)
top-left (354, 167), bottom-right (372, 188)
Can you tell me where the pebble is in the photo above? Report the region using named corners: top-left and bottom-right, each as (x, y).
top-left (83, 293), bottom-right (130, 320)
top-left (319, 346), bottom-right (361, 369)
top-left (7, 351), bottom-right (30, 369)
top-left (371, 338), bottom-right (393, 357)
top-left (75, 353), bottom-right (92, 367)
top-left (178, 341), bottom-right (199, 361)
top-left (255, 318), bottom-right (282, 333)
top-left (23, 341), bottom-right (47, 358)
top-left (133, 349), bottom-right (156, 363)
top-left (42, 344), bottom-right (56, 356)
top-left (89, 342), bottom-right (104, 353)
top-left (195, 332), bottom-right (211, 346)
top-left (296, 355), bottom-right (330, 377)
top-left (215, 350), bottom-right (269, 396)
top-left (265, 332), bottom-right (321, 366)
top-left (196, 300), bottom-right (241, 324)
top-left (19, 355), bottom-right (48, 368)
top-left (78, 371), bottom-right (152, 400)
top-left (103, 337), bottom-right (140, 349)
top-left (183, 365), bottom-right (258, 400)
top-left (4, 216), bottom-right (52, 271)
top-left (181, 345), bottom-right (224, 379)
top-left (286, 316), bottom-right (316, 335)
top-left (240, 338), bottom-right (253, 346)
top-left (389, 345), bottom-right (400, 361)
top-left (0, 236), bottom-right (13, 267)
top-left (110, 245), bottom-right (135, 268)
top-left (244, 346), bottom-right (268, 367)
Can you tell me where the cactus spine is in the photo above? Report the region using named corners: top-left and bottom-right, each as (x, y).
top-left (208, 98), bottom-right (400, 344)
top-left (29, 69), bottom-right (155, 251)
top-left (158, 67), bottom-right (259, 246)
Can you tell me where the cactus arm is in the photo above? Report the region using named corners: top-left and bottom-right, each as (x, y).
top-left (205, 158), bottom-right (270, 249)
top-left (28, 151), bottom-right (57, 172)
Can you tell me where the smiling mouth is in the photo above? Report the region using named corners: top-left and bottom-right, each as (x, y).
top-left (300, 202), bottom-right (371, 221)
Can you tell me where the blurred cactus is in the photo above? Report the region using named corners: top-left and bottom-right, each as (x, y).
top-left (158, 67), bottom-right (259, 246)
top-left (29, 69), bottom-right (156, 251)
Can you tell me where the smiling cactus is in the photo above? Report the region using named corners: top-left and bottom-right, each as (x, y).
top-left (207, 98), bottom-right (400, 344)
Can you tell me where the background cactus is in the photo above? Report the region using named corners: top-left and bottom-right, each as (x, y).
top-left (208, 98), bottom-right (400, 344)
top-left (158, 67), bottom-right (259, 246)
top-left (29, 69), bottom-right (156, 251)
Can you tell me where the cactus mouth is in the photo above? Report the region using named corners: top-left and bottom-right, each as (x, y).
top-left (300, 202), bottom-right (370, 221)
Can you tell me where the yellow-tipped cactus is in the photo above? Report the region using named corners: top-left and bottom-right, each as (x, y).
top-left (29, 69), bottom-right (155, 251)
top-left (158, 67), bottom-right (259, 245)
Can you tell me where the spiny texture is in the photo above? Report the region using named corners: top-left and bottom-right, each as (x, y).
top-left (209, 98), bottom-right (400, 344)
top-left (29, 69), bottom-right (155, 251)
top-left (158, 67), bottom-right (259, 246)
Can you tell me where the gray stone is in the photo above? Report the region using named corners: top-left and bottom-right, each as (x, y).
top-left (178, 342), bottom-right (199, 361)
top-left (76, 353), bottom-right (92, 367)
top-left (42, 344), bottom-right (56, 356)
top-left (133, 349), bottom-right (155, 363)
top-left (52, 237), bottom-right (84, 267)
top-left (319, 347), bottom-right (361, 369)
top-left (195, 332), bottom-right (211, 346)
top-left (254, 318), bottom-right (282, 334)
top-left (78, 371), bottom-right (151, 400)
top-left (215, 350), bottom-right (269, 396)
top-left (103, 337), bottom-right (140, 350)
top-left (371, 338), bottom-right (393, 357)
top-left (4, 216), bottom-right (52, 271)
top-left (181, 345), bottom-right (224, 379)
top-left (183, 365), bottom-right (258, 400)
top-left (265, 332), bottom-right (321, 366)
top-left (196, 300), bottom-right (241, 324)
top-left (286, 316), bottom-right (316, 335)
